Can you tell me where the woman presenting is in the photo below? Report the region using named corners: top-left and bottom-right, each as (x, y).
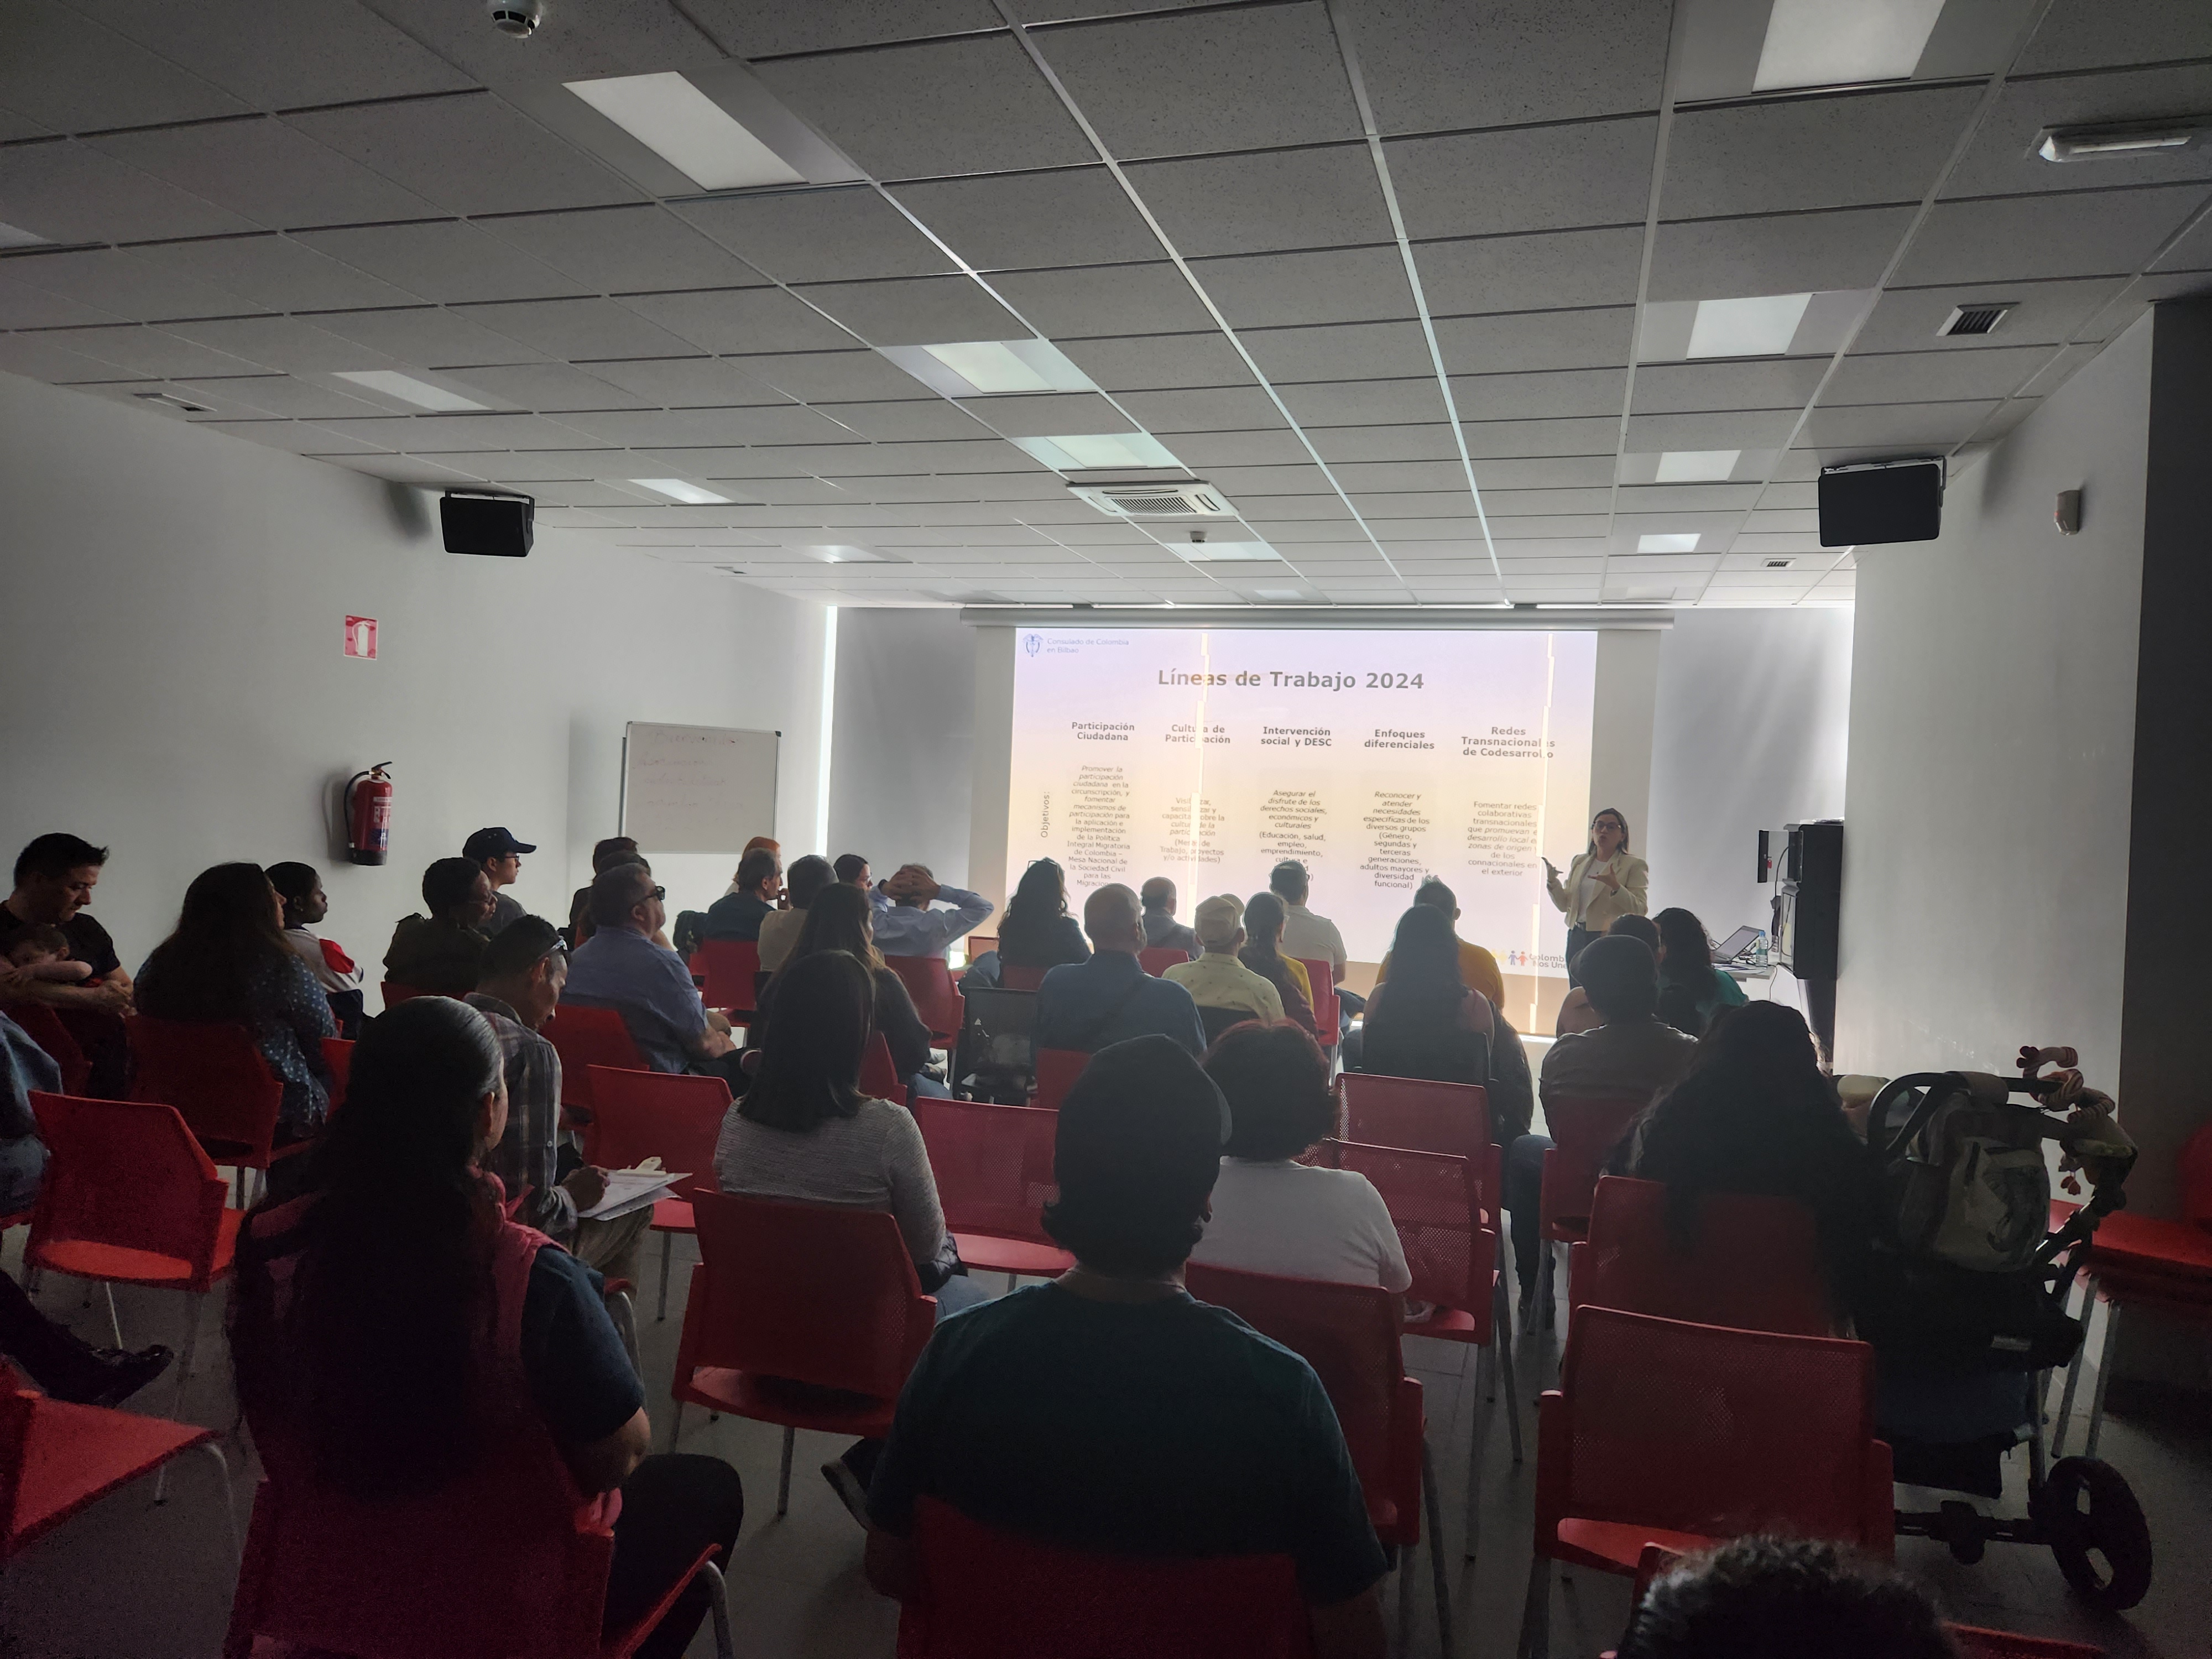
top-left (1544, 807), bottom-right (1648, 982)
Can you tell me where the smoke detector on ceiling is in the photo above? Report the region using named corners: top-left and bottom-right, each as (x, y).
top-left (1068, 479), bottom-right (1235, 519)
top-left (489, 0), bottom-right (542, 36)
top-left (1938, 301), bottom-right (2015, 337)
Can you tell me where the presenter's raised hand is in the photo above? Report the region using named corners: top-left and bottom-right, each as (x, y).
top-left (1590, 864), bottom-right (1620, 892)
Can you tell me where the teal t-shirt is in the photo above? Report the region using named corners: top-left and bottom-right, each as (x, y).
top-left (868, 1282), bottom-right (1387, 1606)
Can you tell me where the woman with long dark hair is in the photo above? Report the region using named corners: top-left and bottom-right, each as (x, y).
top-left (997, 858), bottom-right (1089, 973)
top-left (1358, 903), bottom-right (1533, 1147)
top-left (1652, 906), bottom-right (1747, 1036)
top-left (1236, 892), bottom-right (1316, 1035)
top-left (749, 882), bottom-right (939, 1094)
top-left (229, 997), bottom-right (742, 1658)
top-left (135, 862), bottom-right (334, 1135)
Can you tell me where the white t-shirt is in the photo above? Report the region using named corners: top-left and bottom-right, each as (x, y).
top-left (1193, 1159), bottom-right (1412, 1293)
top-left (1279, 905), bottom-right (1349, 975)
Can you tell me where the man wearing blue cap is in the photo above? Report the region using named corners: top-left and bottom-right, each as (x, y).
top-left (464, 826), bottom-right (536, 938)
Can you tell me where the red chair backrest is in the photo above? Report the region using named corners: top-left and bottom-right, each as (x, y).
top-left (900, 1495), bottom-right (1314, 1659)
top-left (1297, 959), bottom-right (1338, 1035)
top-left (26, 1092), bottom-right (227, 1284)
top-left (677, 1191), bottom-right (934, 1399)
top-left (542, 1006), bottom-right (648, 1110)
top-left (1000, 964), bottom-right (1048, 993)
top-left (1, 1001), bottom-right (90, 1095)
top-left (1136, 947), bottom-right (1187, 978)
top-left (581, 1066), bottom-right (729, 1199)
top-left (1326, 1140), bottom-right (1494, 1316)
top-left (320, 1038), bottom-right (353, 1117)
top-left (912, 1098), bottom-right (1058, 1245)
top-left (1032, 1047), bottom-right (1088, 1112)
top-left (380, 980), bottom-right (426, 1009)
top-left (1540, 1094), bottom-right (1651, 1233)
top-left (691, 940), bottom-right (761, 1013)
top-left (884, 954), bottom-right (964, 1041)
top-left (125, 1014), bottom-right (284, 1161)
top-left (860, 1032), bottom-right (904, 1100)
top-left (1338, 1072), bottom-right (1490, 1160)
top-left (1544, 1306), bottom-right (1890, 1553)
top-left (1944, 1626), bottom-right (2105, 1659)
top-left (1572, 1176), bottom-right (1833, 1337)
top-left (2179, 1121), bottom-right (2212, 1230)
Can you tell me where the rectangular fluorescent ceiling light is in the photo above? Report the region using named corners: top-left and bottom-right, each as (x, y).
top-left (566, 72), bottom-right (804, 191)
top-left (334, 370), bottom-right (487, 413)
top-left (1254, 588), bottom-right (1307, 601)
top-left (1637, 533), bottom-right (1701, 552)
top-left (630, 478), bottom-right (732, 505)
top-left (1753, 0), bottom-right (1945, 92)
top-left (801, 544), bottom-right (904, 564)
top-left (1655, 449), bottom-right (1741, 483)
top-left (1687, 293), bottom-right (1812, 358)
top-left (1173, 539), bottom-right (1279, 562)
top-left (1015, 432), bottom-right (1179, 470)
top-left (2037, 122), bottom-right (2205, 162)
top-left (880, 338), bottom-right (1099, 398)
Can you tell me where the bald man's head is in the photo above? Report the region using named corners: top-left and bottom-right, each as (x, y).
top-left (1083, 883), bottom-right (1144, 954)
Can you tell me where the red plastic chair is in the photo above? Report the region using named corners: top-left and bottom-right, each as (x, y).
top-left (126, 1014), bottom-right (305, 1199)
top-left (1946, 1628), bottom-right (2103, 1659)
top-left (1338, 1072), bottom-right (1491, 1160)
top-left (583, 1066), bottom-right (731, 1322)
top-left (225, 1384), bottom-right (729, 1658)
top-left (1297, 959), bottom-right (1339, 1040)
top-left (1, 1373), bottom-right (232, 1563)
top-left (1536, 1094), bottom-right (1651, 1322)
top-left (671, 1191), bottom-right (936, 1515)
top-left (1182, 1261), bottom-right (1450, 1653)
top-left (1519, 1306), bottom-right (1892, 1657)
top-left (26, 1092), bottom-right (239, 1425)
top-left (2, 1000), bottom-right (90, 1095)
top-left (884, 954), bottom-right (966, 1048)
top-left (319, 1036), bottom-right (353, 1116)
top-left (690, 940), bottom-right (761, 1014)
top-left (999, 964), bottom-right (1048, 992)
top-left (1136, 946), bottom-right (1189, 977)
top-left (380, 979), bottom-right (427, 1009)
top-left (1567, 1175), bottom-right (1833, 1337)
top-left (899, 1495), bottom-right (1314, 1658)
top-left (1322, 1140), bottom-right (1521, 1551)
top-left (1030, 1047), bottom-right (1088, 1112)
top-left (544, 1005), bottom-right (649, 1114)
top-left (912, 1097), bottom-right (1073, 1281)
top-left (861, 1032), bottom-right (906, 1101)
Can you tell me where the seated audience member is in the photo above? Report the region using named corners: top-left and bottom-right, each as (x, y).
top-left (1653, 905), bottom-right (1748, 1036)
top-left (463, 827), bottom-right (535, 938)
top-left (758, 854), bottom-right (832, 973)
top-left (995, 858), bottom-right (1089, 974)
top-left (869, 865), bottom-right (994, 958)
top-left (229, 998), bottom-right (743, 1659)
top-left (4, 926), bottom-right (91, 984)
top-left (1509, 934), bottom-right (1698, 1306)
top-left (564, 864), bottom-right (739, 1080)
top-left (1554, 914), bottom-right (1658, 1037)
top-left (1373, 879), bottom-right (1506, 1010)
top-left (1618, 1537), bottom-right (1954, 1659)
top-left (467, 918), bottom-right (654, 1285)
top-left (834, 853), bottom-right (871, 888)
top-left (1610, 1002), bottom-right (1877, 1306)
top-left (1270, 859), bottom-right (1348, 985)
top-left (1192, 1022), bottom-right (1408, 1292)
top-left (266, 862), bottom-right (364, 1037)
top-left (864, 1035), bottom-right (1389, 1657)
top-left (1164, 896), bottom-right (1284, 1029)
top-left (384, 857), bottom-right (494, 997)
top-left (1, 834), bottom-right (132, 1094)
top-left (748, 884), bottom-right (941, 1097)
top-left (1237, 891), bottom-right (1316, 1035)
top-left (713, 950), bottom-right (987, 1524)
top-left (1034, 885), bottom-right (1206, 1056)
top-left (1357, 905), bottom-right (1493, 1087)
top-left (137, 862), bottom-right (335, 1139)
top-left (1139, 877), bottom-right (1199, 958)
top-left (704, 847), bottom-right (781, 943)
top-left (569, 837), bottom-right (640, 946)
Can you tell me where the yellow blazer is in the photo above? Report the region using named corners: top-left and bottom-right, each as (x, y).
top-left (1549, 851), bottom-right (1650, 930)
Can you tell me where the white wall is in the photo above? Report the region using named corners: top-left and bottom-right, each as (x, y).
top-left (1644, 607), bottom-right (1854, 946)
top-left (0, 370), bottom-right (829, 971)
top-left (1834, 315), bottom-right (2150, 1085)
top-left (826, 607), bottom-right (977, 888)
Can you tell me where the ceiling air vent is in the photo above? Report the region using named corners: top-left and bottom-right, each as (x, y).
top-left (133, 390), bottom-right (212, 413)
top-left (1764, 558), bottom-right (1795, 568)
top-left (1069, 480), bottom-right (1235, 519)
top-left (1938, 301), bottom-right (2015, 338)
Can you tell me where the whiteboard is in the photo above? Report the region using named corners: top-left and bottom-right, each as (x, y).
top-left (620, 723), bottom-right (779, 854)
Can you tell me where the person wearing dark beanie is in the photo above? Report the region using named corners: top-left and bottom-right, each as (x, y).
top-left (863, 1035), bottom-right (1389, 1656)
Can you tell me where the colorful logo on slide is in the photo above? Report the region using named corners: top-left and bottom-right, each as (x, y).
top-left (1024, 633), bottom-right (1042, 657)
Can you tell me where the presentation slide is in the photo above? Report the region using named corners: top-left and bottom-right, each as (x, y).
top-left (1005, 627), bottom-right (1597, 976)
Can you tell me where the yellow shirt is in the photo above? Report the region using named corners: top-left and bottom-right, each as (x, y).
top-left (1163, 953), bottom-right (1285, 1021)
top-left (1373, 938), bottom-right (1506, 1011)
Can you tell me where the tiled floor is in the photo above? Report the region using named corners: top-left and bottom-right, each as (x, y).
top-left (2, 1228), bottom-right (2205, 1659)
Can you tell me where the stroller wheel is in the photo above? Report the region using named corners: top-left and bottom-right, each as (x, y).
top-left (2042, 1457), bottom-right (2152, 1611)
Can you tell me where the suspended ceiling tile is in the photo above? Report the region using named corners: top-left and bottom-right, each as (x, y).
top-left (2013, 0), bottom-right (2212, 74)
top-left (456, 296), bottom-right (697, 360)
top-left (126, 235), bottom-right (421, 312)
top-left (0, 139), bottom-right (259, 244)
top-left (1822, 346), bottom-right (2054, 406)
top-left (88, 117), bottom-right (440, 229)
top-left (288, 92), bottom-right (644, 218)
top-left (1190, 246), bottom-right (1417, 330)
top-left (1057, 331), bottom-right (1256, 393)
top-left (1629, 357), bottom-right (1828, 415)
top-left (674, 188), bottom-right (958, 285)
top-left (1352, 0), bottom-right (1670, 134)
top-left (792, 273), bottom-right (1022, 347)
top-left (1416, 227), bottom-right (1646, 314)
top-left (0, 0), bottom-right (248, 130)
top-left (489, 204), bottom-right (774, 293)
top-left (989, 262), bottom-right (1218, 338)
top-left (1240, 319), bottom-right (1436, 383)
top-left (295, 221), bottom-right (588, 306)
top-left (1127, 145), bottom-right (1393, 259)
top-left (1279, 378), bottom-right (1452, 427)
top-left (308, 306), bottom-right (552, 368)
top-left (690, 0), bottom-right (1001, 57)
top-left (1646, 206), bottom-right (1914, 301)
top-left (1385, 117), bottom-right (1657, 241)
top-left (1942, 65), bottom-right (2212, 200)
top-left (729, 349), bottom-right (933, 404)
top-left (69, 0), bottom-right (476, 108)
top-left (619, 287), bottom-right (857, 354)
top-left (1662, 86), bottom-right (1979, 220)
top-left (1892, 187), bottom-right (2209, 287)
top-left (1432, 307), bottom-right (1635, 375)
top-left (0, 246), bottom-right (257, 321)
top-left (582, 356), bottom-right (791, 408)
top-left (1453, 366), bottom-right (1627, 420)
top-left (894, 167), bottom-right (1161, 272)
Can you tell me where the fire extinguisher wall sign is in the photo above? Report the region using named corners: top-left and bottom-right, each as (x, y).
top-left (346, 764), bottom-right (394, 867)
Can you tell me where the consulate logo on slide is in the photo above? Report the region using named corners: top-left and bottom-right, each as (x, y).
top-left (1025, 633), bottom-right (1042, 657)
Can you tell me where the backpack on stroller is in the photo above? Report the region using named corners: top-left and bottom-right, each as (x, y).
top-left (1856, 1046), bottom-right (2152, 1609)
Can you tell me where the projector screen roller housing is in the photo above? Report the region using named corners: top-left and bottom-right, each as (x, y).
top-left (1006, 627), bottom-right (1597, 981)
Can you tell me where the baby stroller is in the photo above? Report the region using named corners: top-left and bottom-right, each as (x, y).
top-left (1855, 1047), bottom-right (2152, 1610)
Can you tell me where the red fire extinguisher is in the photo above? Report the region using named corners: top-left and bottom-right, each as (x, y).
top-left (345, 763), bottom-right (395, 867)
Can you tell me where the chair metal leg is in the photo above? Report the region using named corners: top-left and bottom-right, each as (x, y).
top-left (1496, 1287), bottom-right (1524, 1467)
top-left (2052, 1277), bottom-right (2093, 1460)
top-left (1516, 1554), bottom-right (1551, 1659)
top-left (104, 1282), bottom-right (123, 1348)
top-left (2084, 1292), bottom-right (2121, 1459)
top-left (1394, 1544), bottom-right (1416, 1658)
top-left (703, 1559), bottom-right (734, 1659)
top-left (200, 1441), bottom-right (241, 1563)
top-left (156, 1293), bottom-right (206, 1505)
top-left (775, 1426), bottom-right (795, 1517)
top-left (656, 1231), bottom-right (673, 1322)
top-left (1422, 1439), bottom-right (1454, 1657)
top-left (668, 1399), bottom-right (687, 1452)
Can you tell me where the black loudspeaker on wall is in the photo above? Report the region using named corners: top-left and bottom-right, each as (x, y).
top-left (440, 491), bottom-right (535, 557)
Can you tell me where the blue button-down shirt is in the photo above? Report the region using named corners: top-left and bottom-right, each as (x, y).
top-left (560, 926), bottom-right (706, 1073)
top-left (1035, 950), bottom-right (1206, 1056)
top-left (870, 885), bottom-right (995, 958)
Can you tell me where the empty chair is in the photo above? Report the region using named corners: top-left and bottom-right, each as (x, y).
top-left (1535, 1094), bottom-right (1651, 1320)
top-left (859, 1032), bottom-right (905, 1102)
top-left (583, 1066), bottom-right (732, 1322)
top-left (126, 1014), bottom-right (300, 1198)
top-left (2, 1000), bottom-right (90, 1096)
top-left (670, 1192), bottom-right (935, 1515)
top-left (911, 1097), bottom-right (1072, 1280)
top-left (1032, 1047), bottom-right (1088, 1112)
top-left (688, 940), bottom-right (761, 1015)
top-left (1137, 947), bottom-right (1190, 977)
top-left (1339, 1072), bottom-right (1492, 1161)
top-left (1000, 964), bottom-right (1048, 993)
top-left (883, 954), bottom-right (965, 1049)
top-left (1297, 960), bottom-right (1339, 1040)
top-left (544, 1006), bottom-right (649, 1114)
top-left (1568, 1175), bottom-right (1832, 1336)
